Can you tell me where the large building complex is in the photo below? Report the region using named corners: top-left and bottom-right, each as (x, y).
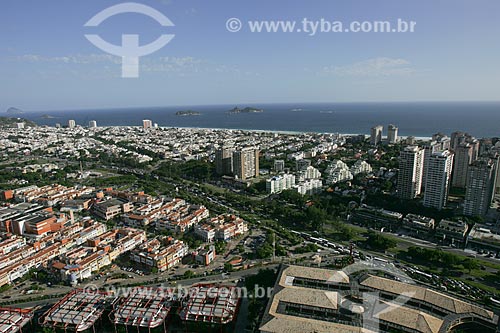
top-left (424, 150), bottom-right (454, 210)
top-left (397, 146), bottom-right (425, 199)
top-left (260, 265), bottom-right (498, 333)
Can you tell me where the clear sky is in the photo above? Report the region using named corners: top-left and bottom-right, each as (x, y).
top-left (1, 0), bottom-right (499, 111)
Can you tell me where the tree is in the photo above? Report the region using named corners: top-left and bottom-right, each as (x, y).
top-left (183, 270), bottom-right (195, 279)
top-left (305, 206), bottom-right (327, 231)
top-left (214, 241), bottom-right (226, 255)
top-left (224, 262), bottom-right (234, 272)
top-left (462, 258), bottom-right (479, 274)
top-left (365, 232), bottom-right (397, 252)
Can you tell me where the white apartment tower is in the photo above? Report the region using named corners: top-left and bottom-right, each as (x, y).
top-left (387, 124), bottom-right (398, 144)
top-left (423, 150), bottom-right (454, 210)
top-left (370, 125), bottom-right (383, 146)
top-left (397, 146), bottom-right (425, 199)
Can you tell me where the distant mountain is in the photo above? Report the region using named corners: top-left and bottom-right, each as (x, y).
top-left (6, 107), bottom-right (24, 114)
top-left (0, 117), bottom-right (37, 128)
top-left (227, 106), bottom-right (264, 114)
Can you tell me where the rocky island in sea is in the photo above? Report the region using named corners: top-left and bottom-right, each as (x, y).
top-left (227, 106), bottom-right (264, 114)
top-left (41, 114), bottom-right (56, 119)
top-left (175, 110), bottom-right (202, 116)
top-left (6, 107), bottom-right (24, 114)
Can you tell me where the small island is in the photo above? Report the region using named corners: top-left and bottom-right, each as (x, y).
top-left (227, 106), bottom-right (264, 114)
top-left (175, 110), bottom-right (202, 116)
top-left (41, 114), bottom-right (56, 119)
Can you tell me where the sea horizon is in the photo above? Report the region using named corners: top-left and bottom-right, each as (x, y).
top-left (13, 101), bottom-right (500, 139)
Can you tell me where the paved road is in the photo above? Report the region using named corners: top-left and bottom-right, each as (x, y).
top-left (3, 264), bottom-right (280, 309)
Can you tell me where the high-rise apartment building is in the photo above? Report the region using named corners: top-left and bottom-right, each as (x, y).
top-left (273, 160), bottom-right (285, 173)
top-left (88, 120), bottom-right (97, 128)
top-left (422, 135), bottom-right (451, 188)
top-left (68, 120), bottom-right (76, 129)
top-left (232, 148), bottom-right (259, 180)
top-left (423, 150), bottom-right (454, 210)
top-left (397, 146), bottom-right (425, 199)
top-left (266, 174), bottom-right (296, 194)
top-left (296, 159), bottom-right (311, 171)
top-left (370, 125), bottom-right (383, 146)
top-left (387, 124), bottom-right (398, 144)
top-left (215, 147), bottom-right (234, 175)
top-left (452, 143), bottom-right (473, 188)
top-left (451, 131), bottom-right (479, 159)
top-left (463, 158), bottom-right (497, 217)
top-left (142, 119), bottom-right (153, 129)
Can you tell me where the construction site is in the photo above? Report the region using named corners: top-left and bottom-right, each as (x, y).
top-left (109, 287), bottom-right (173, 333)
top-left (34, 283), bottom-right (241, 333)
top-left (39, 289), bottom-right (112, 333)
top-left (178, 284), bottom-right (241, 332)
top-left (0, 307), bottom-right (33, 333)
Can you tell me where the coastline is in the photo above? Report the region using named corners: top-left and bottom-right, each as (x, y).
top-left (95, 124), bottom-right (433, 141)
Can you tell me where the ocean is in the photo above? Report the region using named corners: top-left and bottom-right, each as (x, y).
top-left (18, 102), bottom-right (500, 138)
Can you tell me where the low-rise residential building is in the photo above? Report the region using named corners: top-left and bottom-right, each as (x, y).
top-left (194, 223), bottom-right (216, 242)
top-left (155, 205), bottom-right (209, 233)
top-left (0, 235), bottom-right (26, 255)
top-left (123, 198), bottom-right (187, 227)
top-left (402, 214), bottom-right (435, 232)
top-left (92, 198), bottom-right (133, 221)
top-left (131, 237), bottom-right (188, 272)
top-left (467, 226), bottom-right (500, 252)
top-left (349, 205), bottom-right (403, 228)
top-left (195, 214), bottom-right (248, 242)
top-left (435, 219), bottom-right (470, 246)
top-left (60, 199), bottom-right (91, 212)
top-left (193, 246), bottom-right (216, 266)
top-left (13, 184), bottom-right (94, 207)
